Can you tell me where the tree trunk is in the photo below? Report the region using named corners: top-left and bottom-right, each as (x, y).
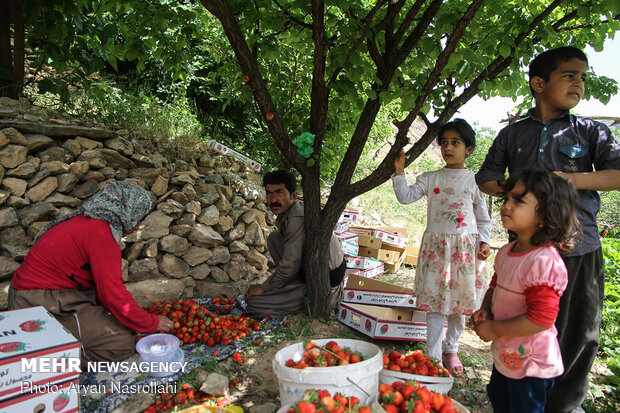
top-left (0, 0), bottom-right (24, 99)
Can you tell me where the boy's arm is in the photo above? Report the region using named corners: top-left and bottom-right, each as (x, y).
top-left (478, 180), bottom-right (503, 197)
top-left (554, 169), bottom-right (620, 191)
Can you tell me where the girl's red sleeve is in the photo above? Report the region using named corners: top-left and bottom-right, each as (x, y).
top-left (524, 285), bottom-right (561, 328)
top-left (87, 220), bottom-right (159, 333)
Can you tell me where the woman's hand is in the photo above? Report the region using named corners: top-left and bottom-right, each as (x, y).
top-left (394, 149), bottom-right (406, 175)
top-left (157, 315), bottom-right (175, 333)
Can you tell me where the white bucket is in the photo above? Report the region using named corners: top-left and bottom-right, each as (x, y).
top-left (272, 338), bottom-right (383, 407)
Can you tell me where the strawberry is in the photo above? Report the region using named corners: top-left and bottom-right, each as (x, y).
top-left (53, 392), bottom-right (70, 411)
top-left (19, 319), bottom-right (45, 332)
top-left (0, 341), bottom-right (26, 353)
top-left (296, 401), bottom-right (316, 413)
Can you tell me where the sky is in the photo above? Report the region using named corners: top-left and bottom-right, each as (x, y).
top-left (457, 37), bottom-right (620, 131)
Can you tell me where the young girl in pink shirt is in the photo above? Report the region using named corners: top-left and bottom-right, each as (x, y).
top-left (470, 168), bottom-right (580, 412)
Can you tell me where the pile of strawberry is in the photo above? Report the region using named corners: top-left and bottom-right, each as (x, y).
top-left (285, 340), bottom-right (364, 369)
top-left (383, 350), bottom-right (450, 377)
top-left (142, 383), bottom-right (231, 413)
top-left (283, 389), bottom-right (372, 413)
top-left (146, 299), bottom-right (268, 345)
top-left (210, 296), bottom-right (235, 314)
top-left (380, 381), bottom-right (457, 413)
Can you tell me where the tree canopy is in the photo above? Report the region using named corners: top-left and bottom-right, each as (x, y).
top-left (4, 0), bottom-right (620, 316)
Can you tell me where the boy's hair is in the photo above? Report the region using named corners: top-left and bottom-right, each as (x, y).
top-left (529, 46), bottom-right (588, 96)
top-left (500, 167), bottom-right (581, 253)
top-left (263, 169), bottom-right (297, 193)
top-left (437, 118), bottom-right (476, 148)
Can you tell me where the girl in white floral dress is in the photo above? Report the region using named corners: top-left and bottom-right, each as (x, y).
top-left (392, 118), bottom-right (492, 377)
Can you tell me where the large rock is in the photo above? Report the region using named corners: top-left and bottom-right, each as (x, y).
top-left (0, 226), bottom-right (30, 260)
top-left (0, 145), bottom-right (28, 169)
top-left (124, 211), bottom-right (173, 242)
top-left (193, 279), bottom-right (248, 298)
top-left (197, 205), bottom-right (219, 226)
top-left (188, 224), bottom-right (224, 248)
top-left (0, 208), bottom-right (18, 229)
top-left (6, 162), bottom-right (36, 179)
top-left (26, 176), bottom-right (58, 202)
top-left (207, 246), bottom-right (230, 266)
top-left (159, 254), bottom-right (190, 278)
top-left (125, 277), bottom-right (189, 307)
top-left (0, 256), bottom-right (20, 281)
top-left (159, 234), bottom-right (190, 256)
top-left (183, 246), bottom-right (213, 266)
top-left (128, 258), bottom-right (161, 282)
top-left (19, 202), bottom-right (58, 225)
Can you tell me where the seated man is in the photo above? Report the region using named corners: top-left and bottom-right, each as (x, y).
top-left (245, 169), bottom-right (346, 318)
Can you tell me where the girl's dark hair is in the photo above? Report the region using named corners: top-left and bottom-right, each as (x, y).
top-left (263, 169), bottom-right (297, 193)
top-left (437, 118), bottom-right (476, 148)
top-left (500, 167), bottom-right (581, 253)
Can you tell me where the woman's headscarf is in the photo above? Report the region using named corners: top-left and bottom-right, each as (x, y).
top-left (34, 181), bottom-right (156, 245)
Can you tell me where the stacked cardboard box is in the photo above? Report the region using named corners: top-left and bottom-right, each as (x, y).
top-left (338, 274), bottom-right (447, 341)
top-left (348, 226), bottom-right (408, 273)
top-left (0, 306), bottom-right (80, 412)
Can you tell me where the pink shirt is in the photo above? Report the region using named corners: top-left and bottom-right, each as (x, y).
top-left (491, 242), bottom-right (568, 379)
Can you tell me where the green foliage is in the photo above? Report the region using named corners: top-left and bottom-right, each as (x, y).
top-left (599, 237), bottom-right (620, 402)
top-left (466, 124), bottom-right (497, 174)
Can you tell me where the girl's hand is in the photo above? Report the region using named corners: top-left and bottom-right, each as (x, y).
top-left (157, 315), bottom-right (175, 332)
top-left (477, 242), bottom-right (491, 260)
top-left (394, 148), bottom-right (406, 175)
top-left (468, 308), bottom-right (491, 329)
top-left (474, 320), bottom-right (498, 342)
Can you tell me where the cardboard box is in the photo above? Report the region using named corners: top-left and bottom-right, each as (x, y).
top-left (357, 247), bottom-right (398, 263)
top-left (355, 234), bottom-right (383, 248)
top-left (338, 302), bottom-right (446, 341)
top-left (335, 232), bottom-right (358, 246)
top-left (344, 274), bottom-right (416, 308)
top-left (349, 226), bottom-right (407, 247)
top-left (205, 140), bottom-right (262, 172)
top-left (384, 250), bottom-right (406, 273)
top-left (333, 221), bottom-right (350, 235)
top-left (0, 378), bottom-right (78, 412)
top-left (339, 210), bottom-right (360, 223)
top-left (344, 255), bottom-right (382, 270)
top-left (341, 241), bottom-right (359, 256)
top-left (0, 307), bottom-right (80, 402)
top-left (403, 245), bottom-right (420, 266)
top-left (358, 263), bottom-right (384, 278)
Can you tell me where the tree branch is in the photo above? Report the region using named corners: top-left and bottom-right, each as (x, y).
top-left (200, 0), bottom-right (305, 170)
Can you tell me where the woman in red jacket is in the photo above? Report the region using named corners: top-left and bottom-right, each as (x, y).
top-left (9, 181), bottom-right (174, 365)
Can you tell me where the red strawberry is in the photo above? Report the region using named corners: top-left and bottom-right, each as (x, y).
top-left (380, 324), bottom-right (388, 334)
top-left (20, 319), bottom-right (45, 332)
top-left (340, 309), bottom-right (347, 319)
top-left (347, 291), bottom-right (354, 299)
top-left (53, 392), bottom-right (70, 411)
top-left (365, 319), bottom-right (372, 331)
top-left (0, 341), bottom-right (26, 353)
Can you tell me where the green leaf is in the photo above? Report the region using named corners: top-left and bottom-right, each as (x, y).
top-left (499, 45), bottom-right (511, 58)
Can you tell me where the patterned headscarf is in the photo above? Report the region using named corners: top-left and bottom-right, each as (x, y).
top-left (34, 181), bottom-right (156, 245)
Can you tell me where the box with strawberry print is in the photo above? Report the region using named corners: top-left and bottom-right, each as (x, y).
top-left (0, 306), bottom-right (80, 402)
top-left (338, 303), bottom-right (447, 341)
top-left (0, 378), bottom-right (78, 413)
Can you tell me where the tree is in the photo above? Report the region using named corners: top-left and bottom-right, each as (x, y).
top-left (6, 1), bottom-right (620, 317)
top-left (199, 0), bottom-right (620, 317)
top-left (1, 0), bottom-right (208, 99)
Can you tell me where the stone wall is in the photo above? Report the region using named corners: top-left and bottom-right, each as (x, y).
top-left (0, 97), bottom-right (274, 309)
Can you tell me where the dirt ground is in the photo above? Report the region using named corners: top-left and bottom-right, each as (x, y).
top-left (200, 268), bottom-right (617, 413)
